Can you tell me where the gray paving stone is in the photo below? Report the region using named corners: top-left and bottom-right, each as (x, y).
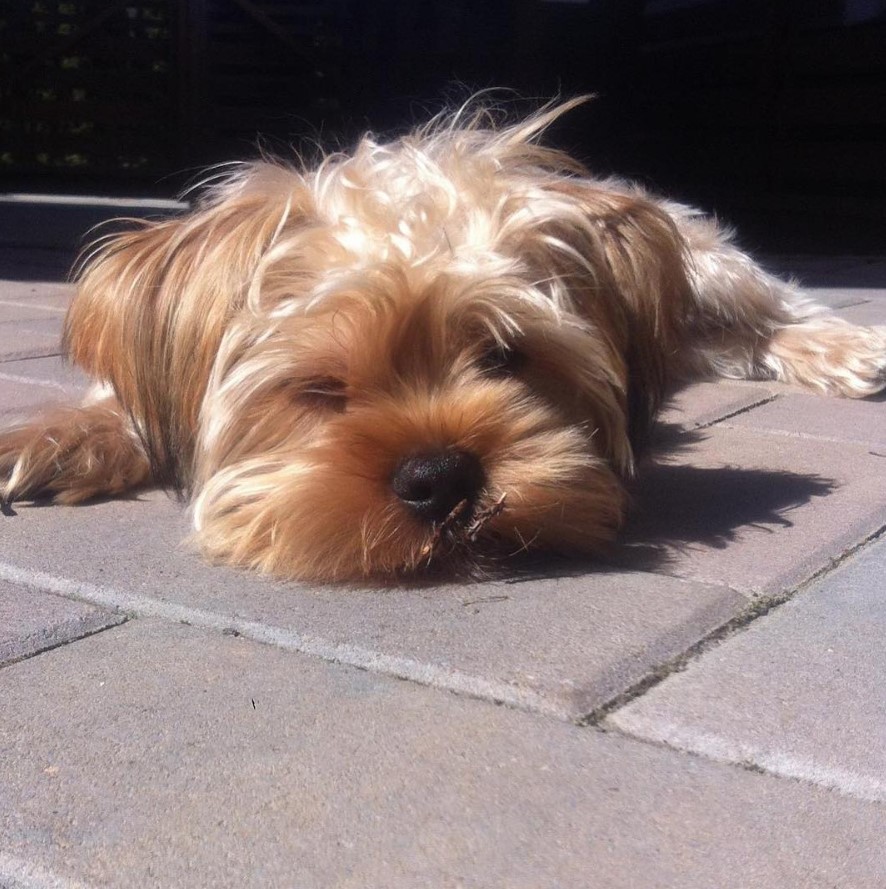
top-left (609, 537), bottom-right (886, 803)
top-left (0, 356), bottom-right (88, 395)
top-left (622, 425), bottom-right (886, 594)
top-left (805, 287), bottom-right (879, 310)
top-left (0, 302), bottom-right (66, 324)
top-left (0, 580), bottom-right (124, 666)
top-left (0, 317), bottom-right (63, 362)
top-left (659, 381), bottom-right (776, 433)
top-left (0, 377), bottom-right (68, 421)
top-left (835, 300), bottom-right (886, 327)
top-left (0, 280), bottom-right (75, 311)
top-left (0, 492), bottom-right (744, 721)
top-left (723, 392), bottom-right (886, 448)
top-left (1, 618), bottom-right (883, 889)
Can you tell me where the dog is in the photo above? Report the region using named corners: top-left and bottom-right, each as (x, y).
top-left (2, 97), bottom-right (884, 581)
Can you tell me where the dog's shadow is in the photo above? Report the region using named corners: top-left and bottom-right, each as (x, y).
top-left (611, 461), bottom-right (835, 570)
top-left (504, 425), bottom-right (836, 583)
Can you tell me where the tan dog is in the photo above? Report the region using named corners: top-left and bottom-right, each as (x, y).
top-left (2, 98), bottom-right (884, 580)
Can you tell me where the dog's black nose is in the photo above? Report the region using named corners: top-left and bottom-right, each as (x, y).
top-left (392, 450), bottom-right (485, 522)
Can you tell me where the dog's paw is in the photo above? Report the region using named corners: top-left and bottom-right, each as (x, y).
top-left (0, 404), bottom-right (151, 505)
top-left (766, 319), bottom-right (886, 398)
top-left (0, 422), bottom-right (55, 503)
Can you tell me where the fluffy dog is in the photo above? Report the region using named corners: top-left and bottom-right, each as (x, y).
top-left (2, 98), bottom-right (884, 580)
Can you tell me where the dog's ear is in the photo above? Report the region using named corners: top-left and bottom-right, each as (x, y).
top-left (64, 164), bottom-right (315, 489)
top-left (509, 175), bottom-right (692, 458)
top-left (570, 184), bottom-right (691, 452)
top-left (480, 100), bottom-right (693, 458)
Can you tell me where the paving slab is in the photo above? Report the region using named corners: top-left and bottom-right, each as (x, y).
top-left (0, 317), bottom-right (63, 362)
top-left (0, 492), bottom-right (744, 721)
top-left (609, 536), bottom-right (886, 803)
top-left (835, 299), bottom-right (886, 327)
top-left (723, 391), bottom-right (886, 448)
top-left (1, 617), bottom-right (884, 889)
top-left (0, 302), bottom-right (66, 324)
top-left (804, 286), bottom-right (880, 310)
top-left (0, 580), bottom-right (124, 667)
top-left (0, 377), bottom-right (69, 421)
top-left (658, 380), bottom-right (777, 433)
top-left (821, 282), bottom-right (886, 326)
top-left (622, 425), bottom-right (886, 594)
top-left (0, 355), bottom-right (89, 395)
top-left (0, 280), bottom-right (75, 311)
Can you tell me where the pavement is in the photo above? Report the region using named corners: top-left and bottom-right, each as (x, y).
top-left (1, 205), bottom-right (885, 887)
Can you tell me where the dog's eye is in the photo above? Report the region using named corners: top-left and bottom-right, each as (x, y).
top-left (298, 377), bottom-right (348, 412)
top-left (478, 343), bottom-right (526, 377)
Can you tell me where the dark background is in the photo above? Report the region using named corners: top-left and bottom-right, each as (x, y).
top-left (3, 0), bottom-right (886, 253)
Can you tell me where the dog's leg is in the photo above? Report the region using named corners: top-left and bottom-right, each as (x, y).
top-left (761, 315), bottom-right (886, 397)
top-left (675, 210), bottom-right (886, 397)
top-left (0, 390), bottom-right (151, 505)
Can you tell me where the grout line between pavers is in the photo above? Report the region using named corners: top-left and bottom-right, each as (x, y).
top-left (583, 526), bottom-right (886, 800)
top-left (0, 351), bottom-right (62, 364)
top-left (0, 346), bottom-right (62, 364)
top-left (0, 852), bottom-right (95, 889)
top-left (690, 393), bottom-right (781, 430)
top-left (583, 523), bottom-right (886, 727)
top-left (0, 614), bottom-right (128, 671)
top-left (604, 717), bottom-right (886, 805)
top-left (834, 297), bottom-right (876, 310)
top-left (0, 560), bottom-right (571, 722)
top-left (0, 371), bottom-right (81, 394)
top-left (0, 300), bottom-right (67, 314)
top-left (716, 422), bottom-right (886, 450)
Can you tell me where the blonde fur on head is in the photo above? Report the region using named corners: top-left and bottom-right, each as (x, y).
top-left (2, 96), bottom-right (884, 581)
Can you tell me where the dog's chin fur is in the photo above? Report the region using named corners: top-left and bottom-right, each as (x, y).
top-left (2, 96), bottom-right (885, 582)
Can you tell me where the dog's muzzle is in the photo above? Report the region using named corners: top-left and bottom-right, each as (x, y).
top-left (392, 449), bottom-right (485, 522)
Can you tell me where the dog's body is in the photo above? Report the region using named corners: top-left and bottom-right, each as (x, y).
top-left (2, 99), bottom-right (884, 580)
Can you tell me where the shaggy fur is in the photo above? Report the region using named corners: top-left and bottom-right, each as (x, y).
top-left (2, 98), bottom-right (884, 580)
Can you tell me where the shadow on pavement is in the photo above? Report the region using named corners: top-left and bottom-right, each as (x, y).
top-left (614, 463), bottom-right (836, 571)
top-left (498, 461), bottom-right (836, 584)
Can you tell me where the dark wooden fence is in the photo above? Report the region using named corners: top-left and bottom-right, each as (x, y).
top-left (2, 1), bottom-right (885, 247)
top-left (1, 0), bottom-right (347, 188)
top-left (2, 1), bottom-right (180, 182)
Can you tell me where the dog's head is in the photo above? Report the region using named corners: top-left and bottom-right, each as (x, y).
top-left (67, 99), bottom-right (689, 580)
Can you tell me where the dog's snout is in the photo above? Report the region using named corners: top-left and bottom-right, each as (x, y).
top-left (392, 450), bottom-right (485, 522)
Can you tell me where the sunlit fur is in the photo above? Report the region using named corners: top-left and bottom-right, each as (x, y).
top-left (2, 98), bottom-right (884, 581)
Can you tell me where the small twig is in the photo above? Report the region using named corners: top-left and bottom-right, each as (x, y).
top-left (461, 595), bottom-right (510, 607)
top-left (466, 493), bottom-right (508, 542)
top-left (419, 498), bottom-right (470, 562)
top-left (418, 493), bottom-right (509, 565)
